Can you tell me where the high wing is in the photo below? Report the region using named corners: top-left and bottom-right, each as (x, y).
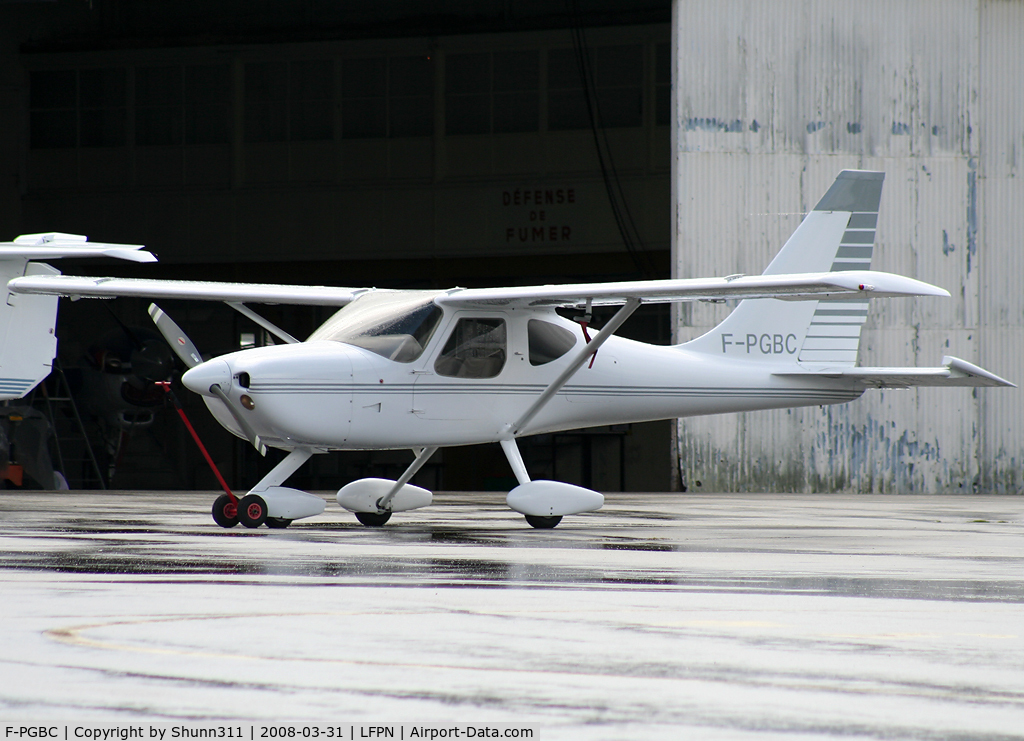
top-left (774, 356), bottom-right (1015, 388)
top-left (437, 270), bottom-right (949, 308)
top-left (7, 269), bottom-right (947, 308)
top-left (7, 274), bottom-right (361, 306)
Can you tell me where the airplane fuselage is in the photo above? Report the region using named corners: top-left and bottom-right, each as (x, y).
top-left (186, 309), bottom-right (863, 452)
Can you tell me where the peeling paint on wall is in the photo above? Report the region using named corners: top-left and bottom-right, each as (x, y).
top-left (672, 0), bottom-right (1023, 494)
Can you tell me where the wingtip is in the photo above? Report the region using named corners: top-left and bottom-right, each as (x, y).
top-left (943, 356), bottom-right (1016, 387)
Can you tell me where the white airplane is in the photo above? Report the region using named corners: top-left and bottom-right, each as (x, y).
top-left (3, 171), bottom-right (1013, 528)
top-left (0, 232), bottom-right (156, 399)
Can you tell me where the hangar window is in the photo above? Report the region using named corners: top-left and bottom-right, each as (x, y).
top-left (446, 50), bottom-right (539, 135)
top-left (435, 319), bottom-right (507, 379)
top-left (528, 320), bottom-right (577, 366)
top-left (30, 68), bottom-right (126, 149)
top-left (245, 60), bottom-right (333, 143)
top-left (30, 70), bottom-right (77, 148)
top-left (137, 65), bottom-right (230, 146)
top-left (389, 56), bottom-right (433, 137)
top-left (548, 45), bottom-right (642, 130)
top-left (136, 66), bottom-right (183, 145)
top-left (342, 57), bottom-right (386, 139)
top-left (186, 66), bottom-right (231, 144)
top-left (342, 56), bottom-right (433, 139)
top-left (79, 69), bottom-right (128, 147)
top-left (289, 60), bottom-right (334, 141)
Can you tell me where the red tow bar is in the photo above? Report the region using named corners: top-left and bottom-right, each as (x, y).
top-left (155, 381), bottom-right (237, 504)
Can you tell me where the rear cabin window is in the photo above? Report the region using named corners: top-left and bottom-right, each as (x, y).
top-left (528, 319), bottom-right (577, 365)
top-left (434, 318), bottom-right (507, 378)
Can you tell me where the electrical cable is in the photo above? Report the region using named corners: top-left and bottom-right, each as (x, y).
top-left (566, 0), bottom-right (658, 279)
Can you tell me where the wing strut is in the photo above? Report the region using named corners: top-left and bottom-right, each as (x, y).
top-left (508, 297), bottom-right (641, 437)
top-left (376, 446), bottom-right (439, 513)
top-left (226, 302), bottom-right (299, 345)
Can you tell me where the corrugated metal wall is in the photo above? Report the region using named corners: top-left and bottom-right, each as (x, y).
top-left (671, 0), bottom-right (1023, 493)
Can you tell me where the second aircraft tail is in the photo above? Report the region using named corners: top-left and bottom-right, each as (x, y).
top-left (0, 233), bottom-right (155, 400)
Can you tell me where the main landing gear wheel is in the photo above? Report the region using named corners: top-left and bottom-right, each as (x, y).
top-left (211, 494), bottom-right (239, 528)
top-left (525, 514), bottom-right (562, 529)
top-left (238, 494), bottom-right (268, 528)
top-left (355, 511), bottom-right (392, 527)
top-left (265, 517), bottom-right (292, 529)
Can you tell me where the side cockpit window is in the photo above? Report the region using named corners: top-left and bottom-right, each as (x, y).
top-left (528, 319), bottom-right (577, 365)
top-left (435, 318), bottom-right (507, 378)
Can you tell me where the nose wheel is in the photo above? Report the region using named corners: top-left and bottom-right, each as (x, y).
top-left (212, 494), bottom-right (239, 528)
top-left (238, 494), bottom-right (268, 528)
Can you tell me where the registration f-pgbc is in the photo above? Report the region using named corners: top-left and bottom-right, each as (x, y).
top-left (4, 726), bottom-right (536, 740)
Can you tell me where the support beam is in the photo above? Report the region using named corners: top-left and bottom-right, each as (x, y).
top-left (227, 302), bottom-right (299, 345)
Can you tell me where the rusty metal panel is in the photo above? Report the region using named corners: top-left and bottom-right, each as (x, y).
top-left (671, 0), bottom-right (1022, 493)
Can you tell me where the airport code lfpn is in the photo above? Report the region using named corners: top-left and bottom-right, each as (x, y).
top-left (2, 728), bottom-right (537, 741)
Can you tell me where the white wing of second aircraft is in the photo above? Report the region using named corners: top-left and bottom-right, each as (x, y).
top-left (7, 269), bottom-right (948, 308)
top-left (1, 233), bottom-right (156, 263)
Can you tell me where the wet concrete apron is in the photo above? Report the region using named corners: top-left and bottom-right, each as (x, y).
top-left (1, 491), bottom-right (1023, 739)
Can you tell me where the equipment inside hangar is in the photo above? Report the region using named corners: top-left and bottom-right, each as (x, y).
top-left (0, 0), bottom-right (675, 492)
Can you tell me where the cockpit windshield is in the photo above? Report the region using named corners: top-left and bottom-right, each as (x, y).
top-left (308, 290), bottom-right (444, 363)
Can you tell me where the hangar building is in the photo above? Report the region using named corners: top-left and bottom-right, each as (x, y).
top-left (0, 0), bottom-right (1019, 495)
top-left (671, 0), bottom-right (1023, 494)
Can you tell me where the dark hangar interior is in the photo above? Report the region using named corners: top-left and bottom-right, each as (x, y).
top-left (0, 0), bottom-right (675, 493)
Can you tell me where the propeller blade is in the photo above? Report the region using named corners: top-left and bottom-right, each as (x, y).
top-left (209, 382), bottom-right (267, 457)
top-left (148, 303), bottom-right (202, 368)
top-left (150, 302), bottom-right (267, 458)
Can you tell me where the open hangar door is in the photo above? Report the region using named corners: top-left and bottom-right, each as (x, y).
top-left (7, 3), bottom-right (676, 491)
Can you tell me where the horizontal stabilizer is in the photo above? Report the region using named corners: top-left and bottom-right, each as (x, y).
top-left (774, 356), bottom-right (1015, 388)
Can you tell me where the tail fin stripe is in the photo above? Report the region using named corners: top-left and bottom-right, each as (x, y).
top-left (841, 231), bottom-right (876, 244)
top-left (837, 246), bottom-right (873, 258)
top-left (847, 213), bottom-right (878, 228)
top-left (807, 328), bottom-right (863, 337)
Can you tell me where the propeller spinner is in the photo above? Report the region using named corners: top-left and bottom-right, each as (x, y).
top-left (148, 303), bottom-right (267, 456)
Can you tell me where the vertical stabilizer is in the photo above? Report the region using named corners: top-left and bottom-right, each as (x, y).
top-left (0, 233), bottom-right (155, 400)
top-left (682, 171), bottom-right (884, 367)
top-left (0, 261), bottom-right (60, 400)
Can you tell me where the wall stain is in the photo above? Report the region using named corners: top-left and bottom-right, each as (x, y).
top-left (966, 158), bottom-right (978, 274)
